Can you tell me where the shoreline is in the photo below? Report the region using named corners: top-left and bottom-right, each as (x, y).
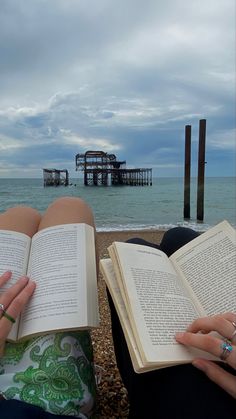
top-left (95, 221), bottom-right (216, 234)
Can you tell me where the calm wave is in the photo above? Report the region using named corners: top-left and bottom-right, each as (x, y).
top-left (0, 177), bottom-right (235, 231)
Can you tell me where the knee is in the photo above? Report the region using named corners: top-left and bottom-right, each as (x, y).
top-left (48, 196), bottom-right (91, 212)
top-left (161, 227), bottom-right (199, 256)
top-left (5, 206), bottom-right (41, 222)
top-left (47, 197), bottom-right (94, 222)
top-left (163, 227), bottom-right (199, 242)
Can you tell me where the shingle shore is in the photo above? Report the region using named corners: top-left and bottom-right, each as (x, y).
top-left (92, 230), bottom-right (165, 418)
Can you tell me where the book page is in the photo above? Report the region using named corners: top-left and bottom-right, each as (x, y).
top-left (100, 258), bottom-right (144, 372)
top-left (18, 223), bottom-right (99, 339)
top-left (171, 221), bottom-right (236, 315)
top-left (111, 242), bottom-right (203, 364)
top-left (84, 224), bottom-right (100, 327)
top-left (0, 230), bottom-right (31, 340)
top-left (100, 258), bottom-right (182, 372)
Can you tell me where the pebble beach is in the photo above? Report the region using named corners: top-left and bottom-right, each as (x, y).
top-left (92, 229), bottom-right (165, 418)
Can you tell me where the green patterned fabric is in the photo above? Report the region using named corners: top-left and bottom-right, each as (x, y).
top-left (0, 332), bottom-right (96, 418)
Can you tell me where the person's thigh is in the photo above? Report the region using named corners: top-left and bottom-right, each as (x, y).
top-left (160, 226), bottom-right (199, 256)
top-left (0, 206), bottom-right (41, 237)
top-left (38, 197), bottom-right (95, 230)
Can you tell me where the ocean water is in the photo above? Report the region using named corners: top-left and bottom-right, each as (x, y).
top-left (0, 177), bottom-right (235, 232)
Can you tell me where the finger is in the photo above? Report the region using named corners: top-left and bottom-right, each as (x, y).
top-left (187, 315), bottom-right (235, 341)
top-left (0, 276), bottom-right (30, 310)
top-left (175, 331), bottom-right (236, 369)
top-left (0, 271), bottom-right (12, 288)
top-left (187, 313), bottom-right (236, 332)
top-left (221, 312), bottom-right (236, 323)
top-left (4, 280), bottom-right (36, 320)
top-left (193, 359), bottom-right (236, 399)
top-left (0, 280), bottom-right (36, 337)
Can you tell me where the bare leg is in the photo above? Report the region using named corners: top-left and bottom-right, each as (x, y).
top-left (38, 197), bottom-right (98, 271)
top-left (0, 198), bottom-right (97, 267)
top-left (38, 197), bottom-right (95, 230)
top-left (0, 207), bottom-right (41, 237)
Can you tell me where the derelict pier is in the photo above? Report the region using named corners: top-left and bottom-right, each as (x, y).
top-left (75, 151), bottom-right (152, 186)
top-left (43, 169), bottom-right (69, 187)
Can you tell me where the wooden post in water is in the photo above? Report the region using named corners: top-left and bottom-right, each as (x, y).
top-left (197, 119), bottom-right (206, 221)
top-left (184, 125), bottom-right (191, 219)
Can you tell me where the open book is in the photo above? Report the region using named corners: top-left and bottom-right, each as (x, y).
top-left (0, 223), bottom-right (99, 342)
top-left (100, 220), bottom-right (236, 373)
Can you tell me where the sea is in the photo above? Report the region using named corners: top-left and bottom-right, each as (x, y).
top-left (0, 177), bottom-right (235, 232)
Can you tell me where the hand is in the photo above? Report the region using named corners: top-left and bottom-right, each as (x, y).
top-left (175, 313), bottom-right (236, 398)
top-left (0, 271), bottom-right (36, 356)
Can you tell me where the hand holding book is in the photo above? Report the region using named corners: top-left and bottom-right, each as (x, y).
top-left (175, 312), bottom-right (236, 398)
top-left (0, 223), bottom-right (99, 342)
top-left (101, 220), bottom-right (236, 408)
top-left (100, 220), bottom-right (236, 372)
top-left (0, 197), bottom-right (99, 417)
top-left (0, 271), bottom-right (36, 356)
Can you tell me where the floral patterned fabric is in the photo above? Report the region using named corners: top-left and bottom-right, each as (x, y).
top-left (0, 332), bottom-right (96, 418)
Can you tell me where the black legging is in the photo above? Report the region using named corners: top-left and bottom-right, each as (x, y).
top-left (0, 398), bottom-right (73, 419)
top-left (107, 227), bottom-right (236, 419)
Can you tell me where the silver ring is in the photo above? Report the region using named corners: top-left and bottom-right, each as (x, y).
top-left (0, 303), bottom-right (5, 319)
top-left (232, 321), bottom-right (236, 329)
top-left (231, 321), bottom-right (236, 341)
top-left (220, 339), bottom-right (233, 361)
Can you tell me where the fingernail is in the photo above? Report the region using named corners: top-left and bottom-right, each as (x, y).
top-left (21, 276), bottom-right (29, 283)
top-left (2, 271), bottom-right (12, 278)
top-left (30, 280), bottom-right (36, 286)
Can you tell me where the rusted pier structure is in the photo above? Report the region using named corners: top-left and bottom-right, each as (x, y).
top-left (75, 151), bottom-right (152, 186)
top-left (43, 169), bottom-right (69, 187)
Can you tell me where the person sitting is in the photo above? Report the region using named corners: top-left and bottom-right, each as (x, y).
top-left (107, 227), bottom-right (236, 418)
top-left (1, 199), bottom-right (235, 418)
top-left (0, 197), bottom-right (97, 419)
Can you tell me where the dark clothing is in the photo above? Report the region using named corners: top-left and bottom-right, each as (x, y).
top-left (107, 227), bottom-right (236, 418)
top-left (0, 398), bottom-right (72, 419)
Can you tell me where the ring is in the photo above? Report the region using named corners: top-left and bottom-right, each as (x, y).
top-left (231, 321), bottom-right (236, 341)
top-left (0, 303), bottom-right (15, 323)
top-left (232, 321), bottom-right (236, 329)
top-left (220, 339), bottom-right (233, 361)
top-left (2, 311), bottom-right (16, 324)
top-left (0, 303), bottom-right (5, 318)
top-left (2, 310), bottom-right (16, 323)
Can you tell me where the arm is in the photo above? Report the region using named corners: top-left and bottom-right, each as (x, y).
top-left (0, 271), bottom-right (36, 356)
top-left (175, 313), bottom-right (236, 398)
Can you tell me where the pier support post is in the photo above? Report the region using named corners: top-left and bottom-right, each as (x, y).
top-left (184, 125), bottom-right (191, 219)
top-left (197, 119), bottom-right (207, 221)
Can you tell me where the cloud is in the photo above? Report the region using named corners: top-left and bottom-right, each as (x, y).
top-left (60, 129), bottom-right (122, 151)
top-left (0, 134), bottom-right (24, 151)
top-left (208, 128), bottom-right (236, 150)
top-left (0, 0), bottom-right (235, 177)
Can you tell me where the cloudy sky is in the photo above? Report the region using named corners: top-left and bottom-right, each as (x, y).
top-left (0, 0), bottom-right (235, 178)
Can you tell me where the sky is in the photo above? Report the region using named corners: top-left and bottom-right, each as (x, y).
top-left (0, 0), bottom-right (235, 178)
